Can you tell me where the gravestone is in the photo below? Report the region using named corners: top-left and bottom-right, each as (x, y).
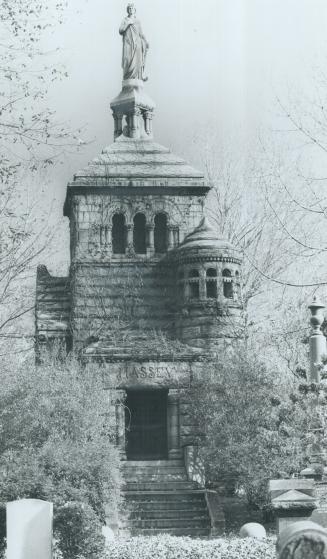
top-left (239, 522), bottom-right (266, 539)
top-left (277, 520), bottom-right (327, 558)
top-left (7, 499), bottom-right (53, 559)
top-left (269, 479), bottom-right (316, 534)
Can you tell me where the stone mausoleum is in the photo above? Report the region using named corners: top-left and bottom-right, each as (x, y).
top-left (35, 5), bottom-right (243, 537)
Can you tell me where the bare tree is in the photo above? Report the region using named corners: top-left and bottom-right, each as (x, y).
top-left (0, 1), bottom-right (79, 354)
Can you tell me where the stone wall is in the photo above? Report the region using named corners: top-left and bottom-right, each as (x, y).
top-left (175, 301), bottom-right (243, 350)
top-left (70, 260), bottom-right (174, 347)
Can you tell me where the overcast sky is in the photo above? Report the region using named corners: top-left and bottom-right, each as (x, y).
top-left (39, 0), bottom-right (327, 272)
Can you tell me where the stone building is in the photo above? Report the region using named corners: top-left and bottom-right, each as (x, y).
top-left (35, 16), bottom-right (243, 537)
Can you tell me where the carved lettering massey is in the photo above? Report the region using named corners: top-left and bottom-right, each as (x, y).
top-left (107, 362), bottom-right (190, 388)
top-left (119, 364), bottom-right (176, 382)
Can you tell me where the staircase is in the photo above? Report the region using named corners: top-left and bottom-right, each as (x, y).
top-left (122, 460), bottom-right (211, 537)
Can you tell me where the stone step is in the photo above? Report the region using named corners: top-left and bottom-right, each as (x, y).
top-left (123, 460), bottom-right (184, 467)
top-left (123, 470), bottom-right (187, 478)
top-left (123, 474), bottom-right (187, 483)
top-left (129, 527), bottom-right (210, 537)
top-left (129, 508), bottom-right (208, 519)
top-left (122, 466), bottom-right (187, 475)
top-left (130, 517), bottom-right (210, 529)
top-left (124, 481), bottom-right (197, 491)
top-left (127, 501), bottom-right (207, 512)
top-left (124, 490), bottom-right (206, 501)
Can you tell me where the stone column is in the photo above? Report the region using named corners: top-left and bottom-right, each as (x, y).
top-left (301, 298), bottom-right (326, 479)
top-left (146, 225), bottom-right (154, 255)
top-left (168, 227), bottom-right (174, 250)
top-left (128, 109), bottom-right (141, 139)
top-left (309, 297), bottom-right (326, 383)
top-left (126, 224), bottom-right (133, 252)
top-left (115, 390), bottom-right (126, 460)
top-left (167, 389), bottom-right (181, 459)
top-left (106, 226), bottom-right (112, 248)
top-left (199, 268), bottom-right (207, 300)
top-left (113, 112), bottom-right (118, 139)
top-left (144, 111), bottom-right (153, 137)
top-left (173, 227), bottom-right (179, 248)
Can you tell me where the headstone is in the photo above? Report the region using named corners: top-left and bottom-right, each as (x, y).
top-left (269, 479), bottom-right (316, 534)
top-left (239, 522), bottom-right (266, 539)
top-left (277, 520), bottom-right (327, 558)
top-left (7, 499), bottom-right (53, 559)
top-left (102, 525), bottom-right (115, 545)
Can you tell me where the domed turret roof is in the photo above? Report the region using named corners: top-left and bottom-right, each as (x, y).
top-left (175, 217), bottom-right (242, 263)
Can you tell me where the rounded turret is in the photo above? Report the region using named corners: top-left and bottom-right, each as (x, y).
top-left (172, 217), bottom-right (243, 351)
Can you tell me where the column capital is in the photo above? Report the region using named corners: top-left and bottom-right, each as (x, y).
top-left (168, 388), bottom-right (180, 402)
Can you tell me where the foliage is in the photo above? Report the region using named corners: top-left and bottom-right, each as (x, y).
top-left (54, 501), bottom-right (105, 559)
top-left (188, 348), bottom-right (313, 508)
top-left (0, 354), bottom-right (121, 522)
top-left (105, 535), bottom-right (275, 559)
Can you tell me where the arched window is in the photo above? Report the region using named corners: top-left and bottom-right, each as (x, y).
top-left (154, 213), bottom-right (168, 253)
top-left (112, 213), bottom-right (126, 254)
top-left (133, 213), bottom-right (146, 254)
top-left (222, 268), bottom-right (233, 299)
top-left (188, 269), bottom-right (200, 299)
top-left (206, 268), bottom-right (217, 299)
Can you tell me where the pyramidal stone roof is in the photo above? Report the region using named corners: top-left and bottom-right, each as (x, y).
top-left (68, 136), bottom-right (208, 190)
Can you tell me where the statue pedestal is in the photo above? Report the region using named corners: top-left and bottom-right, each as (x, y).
top-left (110, 81), bottom-right (156, 141)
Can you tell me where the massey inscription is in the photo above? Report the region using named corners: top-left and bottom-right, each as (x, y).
top-left (105, 362), bottom-right (190, 388)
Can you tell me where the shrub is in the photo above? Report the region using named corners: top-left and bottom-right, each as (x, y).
top-left (0, 354), bottom-right (121, 558)
top-left (187, 350), bottom-right (310, 508)
top-left (104, 535), bottom-right (275, 559)
top-left (0, 354), bottom-right (121, 520)
top-left (54, 501), bottom-right (105, 559)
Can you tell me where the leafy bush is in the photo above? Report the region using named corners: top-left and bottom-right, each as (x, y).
top-left (187, 349), bottom-right (311, 508)
top-left (0, 354), bottom-right (121, 519)
top-left (0, 354), bottom-right (121, 557)
top-left (54, 501), bottom-right (105, 559)
top-left (104, 535), bottom-right (275, 559)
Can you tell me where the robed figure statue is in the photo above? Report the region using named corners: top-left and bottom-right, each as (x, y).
top-left (119, 4), bottom-right (149, 81)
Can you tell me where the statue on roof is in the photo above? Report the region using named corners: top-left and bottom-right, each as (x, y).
top-left (119, 4), bottom-right (149, 82)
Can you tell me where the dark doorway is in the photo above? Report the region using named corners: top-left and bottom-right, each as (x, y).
top-left (125, 390), bottom-right (168, 460)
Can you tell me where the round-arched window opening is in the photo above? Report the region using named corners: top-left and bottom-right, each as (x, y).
top-left (112, 213), bottom-right (126, 254)
top-left (188, 268), bottom-right (200, 298)
top-left (133, 213), bottom-right (146, 254)
top-left (154, 213), bottom-right (168, 253)
top-left (206, 268), bottom-right (217, 298)
top-left (223, 268), bottom-right (233, 299)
